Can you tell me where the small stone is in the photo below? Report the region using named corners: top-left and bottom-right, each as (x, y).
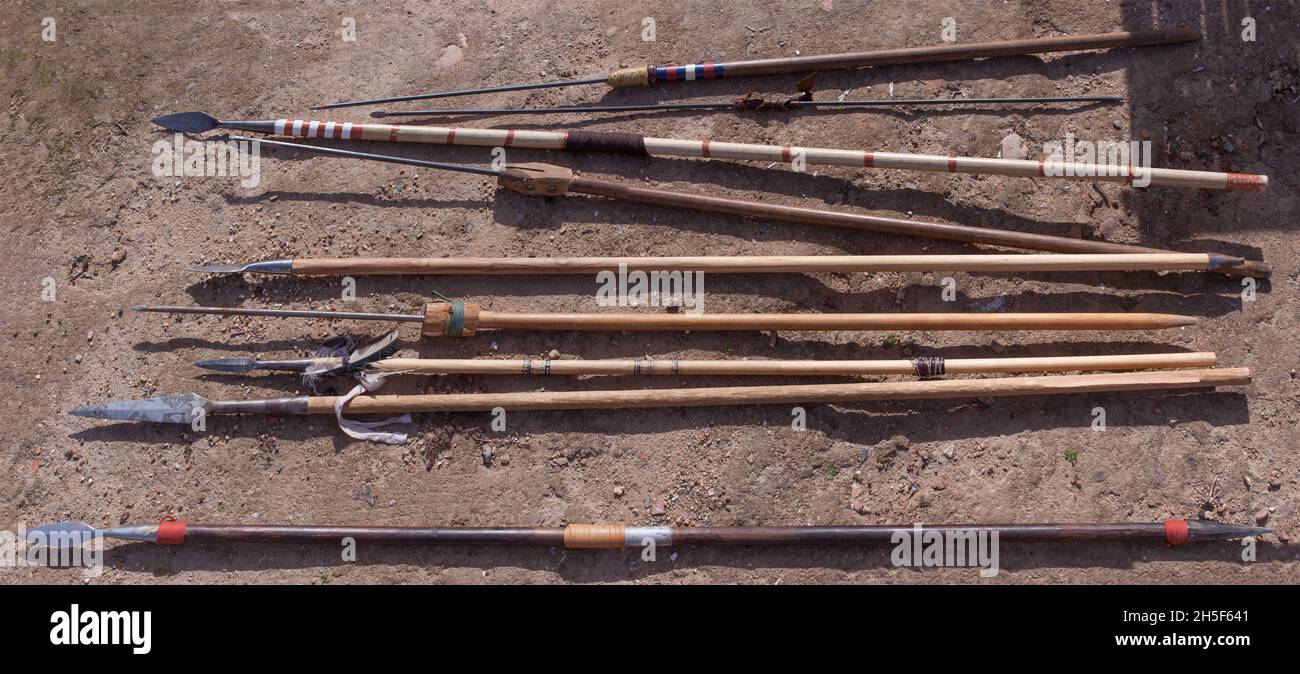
top-left (548, 349), bottom-right (560, 359)
top-left (1254, 509), bottom-right (1270, 524)
top-left (551, 456), bottom-right (568, 467)
top-left (613, 485), bottom-right (624, 497)
top-left (998, 133), bottom-right (1026, 160)
top-left (745, 452), bottom-right (755, 465)
top-left (73, 354), bottom-right (82, 364)
top-left (1268, 480), bottom-right (1281, 491)
top-left (480, 446), bottom-right (494, 467)
top-left (1223, 140), bottom-right (1235, 153)
top-left (990, 340), bottom-right (1005, 354)
top-left (651, 502), bottom-right (666, 516)
top-left (1112, 119), bottom-right (1123, 129)
top-left (858, 446), bottom-right (870, 460)
top-left (943, 446), bottom-right (956, 460)
top-left (1244, 475), bottom-right (1254, 490)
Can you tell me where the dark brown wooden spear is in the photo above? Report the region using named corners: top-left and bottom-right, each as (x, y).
top-left (311, 28), bottom-right (1200, 109)
top-left (26, 519), bottom-right (1269, 549)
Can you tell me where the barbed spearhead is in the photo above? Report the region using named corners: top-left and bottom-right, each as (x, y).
top-left (67, 393), bottom-right (210, 424)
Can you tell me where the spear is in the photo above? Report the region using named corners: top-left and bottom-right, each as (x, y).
top-left (189, 252), bottom-right (1244, 277)
top-left (368, 94), bottom-right (1125, 118)
top-left (25, 518), bottom-right (1269, 551)
top-left (195, 339), bottom-right (1219, 378)
top-left (196, 136), bottom-right (1273, 277)
top-left (154, 114), bottom-right (1269, 192)
top-left (66, 368), bottom-right (1250, 424)
top-left (131, 302), bottom-right (1197, 336)
top-left (310, 28), bottom-right (1200, 108)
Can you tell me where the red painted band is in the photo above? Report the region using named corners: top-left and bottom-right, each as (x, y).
top-left (504, 129), bottom-right (516, 147)
top-left (1164, 519), bottom-right (1189, 545)
top-left (332, 123), bottom-right (344, 139)
top-left (781, 145), bottom-right (791, 163)
top-left (388, 127), bottom-right (399, 143)
top-left (1225, 173), bottom-right (1267, 192)
top-left (1125, 164), bottom-right (1134, 186)
top-left (157, 517), bottom-right (187, 545)
top-left (701, 140), bottom-right (711, 157)
top-left (1037, 160), bottom-right (1045, 177)
top-left (947, 156), bottom-right (957, 173)
top-left (446, 128), bottom-right (457, 145)
top-left (863, 152), bottom-right (874, 168)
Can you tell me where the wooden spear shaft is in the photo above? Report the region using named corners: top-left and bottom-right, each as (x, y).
top-left (135, 302), bottom-right (1199, 336)
top-left (269, 253), bottom-right (1236, 276)
top-left (370, 352), bottom-right (1217, 376)
top-left (264, 118), bottom-right (1268, 191)
top-left (300, 368), bottom-right (1249, 415)
top-left (312, 28), bottom-right (1201, 107)
top-left (101, 519), bottom-right (1267, 548)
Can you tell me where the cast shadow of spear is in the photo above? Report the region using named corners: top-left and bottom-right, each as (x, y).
top-left (166, 280), bottom-right (1244, 327)
top-left (179, 256), bottom-right (1261, 302)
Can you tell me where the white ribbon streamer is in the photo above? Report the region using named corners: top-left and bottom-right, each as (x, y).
top-left (332, 372), bottom-right (411, 445)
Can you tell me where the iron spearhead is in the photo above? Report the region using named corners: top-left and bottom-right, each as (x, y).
top-left (194, 357), bottom-right (261, 373)
top-left (151, 111), bottom-right (222, 133)
top-left (1187, 520), bottom-right (1274, 541)
top-left (67, 392), bottom-right (210, 424)
top-left (189, 259), bottom-right (293, 274)
top-left (26, 521), bottom-right (159, 546)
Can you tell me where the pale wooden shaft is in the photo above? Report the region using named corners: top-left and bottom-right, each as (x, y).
top-left (371, 352), bottom-right (1217, 376)
top-left (289, 253), bottom-right (1216, 276)
top-left (302, 368), bottom-right (1250, 414)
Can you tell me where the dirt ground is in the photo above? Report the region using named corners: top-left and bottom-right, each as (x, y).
top-left (1, 0), bottom-right (1296, 584)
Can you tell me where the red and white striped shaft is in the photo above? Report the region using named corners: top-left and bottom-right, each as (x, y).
top-left (269, 118), bottom-right (1267, 191)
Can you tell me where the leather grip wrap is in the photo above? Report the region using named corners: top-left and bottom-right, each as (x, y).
top-left (564, 130), bottom-right (648, 156)
top-left (563, 524), bottom-right (627, 549)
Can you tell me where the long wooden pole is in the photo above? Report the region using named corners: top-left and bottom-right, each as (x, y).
top-left (134, 303), bottom-right (1199, 336)
top-left (261, 118), bottom-right (1267, 191)
top-left (462, 310), bottom-right (1194, 333)
top-left (81, 519), bottom-right (1268, 548)
top-left (312, 28), bottom-right (1200, 108)
top-left (301, 368), bottom-right (1249, 415)
top-left (371, 352), bottom-right (1217, 376)
top-left (272, 253), bottom-right (1237, 276)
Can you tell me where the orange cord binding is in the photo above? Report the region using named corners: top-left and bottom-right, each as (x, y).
top-left (156, 515), bottom-right (188, 545)
top-left (1163, 519), bottom-right (1189, 545)
top-left (563, 524), bottom-right (626, 549)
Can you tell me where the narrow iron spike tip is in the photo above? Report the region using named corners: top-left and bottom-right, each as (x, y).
top-left (189, 259), bottom-right (293, 274)
top-left (310, 76), bottom-right (610, 110)
top-left (195, 357), bottom-right (261, 373)
top-left (218, 134), bottom-right (502, 177)
top-left (1189, 520), bottom-right (1273, 541)
top-left (151, 111), bottom-right (222, 133)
